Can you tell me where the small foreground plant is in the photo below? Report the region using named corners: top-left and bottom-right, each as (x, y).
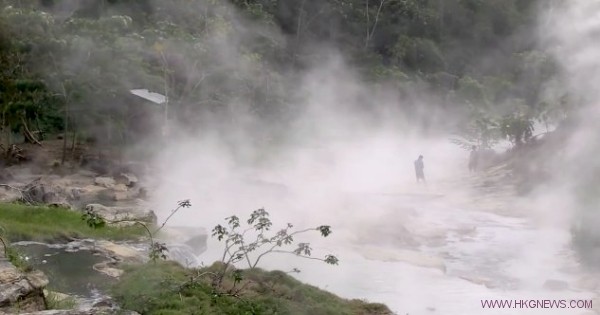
top-left (202, 208), bottom-right (338, 293)
top-left (213, 208), bottom-right (338, 269)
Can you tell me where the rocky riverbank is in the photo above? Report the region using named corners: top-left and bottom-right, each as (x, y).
top-left (0, 161), bottom-right (210, 313)
top-left (0, 254), bottom-right (47, 313)
top-left (0, 162), bottom-right (392, 315)
top-left (0, 163), bottom-right (154, 221)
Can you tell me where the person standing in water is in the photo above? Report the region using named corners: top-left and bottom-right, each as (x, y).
top-left (468, 145), bottom-right (479, 172)
top-left (414, 155), bottom-right (425, 183)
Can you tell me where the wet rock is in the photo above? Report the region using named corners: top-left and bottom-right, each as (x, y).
top-left (112, 191), bottom-right (129, 201)
top-left (113, 184), bottom-right (128, 192)
top-left (92, 297), bottom-right (117, 308)
top-left (107, 183), bottom-right (131, 202)
top-left (0, 258), bottom-right (48, 313)
top-left (55, 173), bottom-right (95, 189)
top-left (94, 240), bottom-right (146, 264)
top-left (25, 270), bottom-right (49, 289)
top-left (115, 173), bottom-right (138, 187)
top-left (93, 261), bottom-right (124, 278)
top-left (104, 185), bottom-right (145, 202)
top-left (543, 279), bottom-right (569, 291)
top-left (84, 203), bottom-right (157, 226)
top-left (78, 185), bottom-right (111, 203)
top-left (93, 177), bottom-right (115, 189)
top-left (0, 186), bottom-right (21, 203)
top-left (43, 290), bottom-right (71, 303)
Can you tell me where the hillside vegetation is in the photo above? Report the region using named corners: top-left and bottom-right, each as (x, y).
top-left (0, 0), bottom-right (568, 159)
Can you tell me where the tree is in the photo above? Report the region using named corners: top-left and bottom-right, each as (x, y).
top-left (499, 101), bottom-right (534, 148)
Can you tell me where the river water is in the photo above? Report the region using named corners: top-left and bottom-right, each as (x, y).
top-left (9, 163), bottom-right (598, 314)
top-left (177, 179), bottom-right (599, 315)
top-left (13, 144), bottom-right (594, 314)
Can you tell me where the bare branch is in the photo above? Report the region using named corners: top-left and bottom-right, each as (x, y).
top-left (152, 199), bottom-right (191, 235)
top-left (365, 0), bottom-right (387, 48)
top-left (0, 236), bottom-right (7, 258)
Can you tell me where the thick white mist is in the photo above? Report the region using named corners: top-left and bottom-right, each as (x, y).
top-left (140, 1), bottom-right (600, 314)
top-left (535, 0), bottom-right (600, 226)
top-left (148, 46), bottom-right (468, 233)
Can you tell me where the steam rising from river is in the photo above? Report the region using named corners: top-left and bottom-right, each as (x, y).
top-left (145, 0), bottom-right (467, 232)
top-left (533, 1), bottom-right (600, 229)
top-left (144, 0), bottom-right (600, 314)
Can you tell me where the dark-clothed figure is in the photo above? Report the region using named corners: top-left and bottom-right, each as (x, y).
top-left (468, 145), bottom-right (479, 172)
top-left (414, 155), bottom-right (425, 183)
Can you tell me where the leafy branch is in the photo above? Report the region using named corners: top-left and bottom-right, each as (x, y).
top-left (82, 199), bottom-right (192, 262)
top-left (209, 208), bottom-right (338, 288)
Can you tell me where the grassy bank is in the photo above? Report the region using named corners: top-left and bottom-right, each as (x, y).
top-left (113, 262), bottom-right (393, 315)
top-left (0, 203), bottom-right (146, 242)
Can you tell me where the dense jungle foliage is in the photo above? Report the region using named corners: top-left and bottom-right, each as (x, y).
top-left (0, 0), bottom-right (570, 155)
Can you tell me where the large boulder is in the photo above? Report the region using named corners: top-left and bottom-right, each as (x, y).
top-left (93, 177), bottom-right (116, 189)
top-left (77, 185), bottom-right (111, 202)
top-left (21, 177), bottom-right (78, 209)
top-left (0, 186), bottom-right (21, 203)
top-left (94, 241), bottom-right (146, 264)
top-left (114, 173), bottom-right (138, 188)
top-left (92, 261), bottom-right (124, 278)
top-left (84, 203), bottom-right (157, 226)
top-left (0, 259), bottom-right (48, 313)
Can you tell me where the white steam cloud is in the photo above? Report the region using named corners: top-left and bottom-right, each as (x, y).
top-left (138, 0), bottom-right (600, 313)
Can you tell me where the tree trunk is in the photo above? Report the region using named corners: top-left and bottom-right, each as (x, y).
top-left (71, 127), bottom-right (77, 156)
top-left (61, 101), bottom-right (69, 165)
top-left (35, 114), bottom-right (43, 141)
top-left (365, 0), bottom-right (386, 49)
top-left (365, 0), bottom-right (370, 48)
top-left (21, 117), bottom-right (42, 146)
top-left (439, 0), bottom-right (444, 42)
top-left (2, 111), bottom-right (9, 156)
top-left (293, 0), bottom-right (306, 67)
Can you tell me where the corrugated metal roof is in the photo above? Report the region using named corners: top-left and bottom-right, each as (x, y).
top-left (130, 89), bottom-right (167, 104)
